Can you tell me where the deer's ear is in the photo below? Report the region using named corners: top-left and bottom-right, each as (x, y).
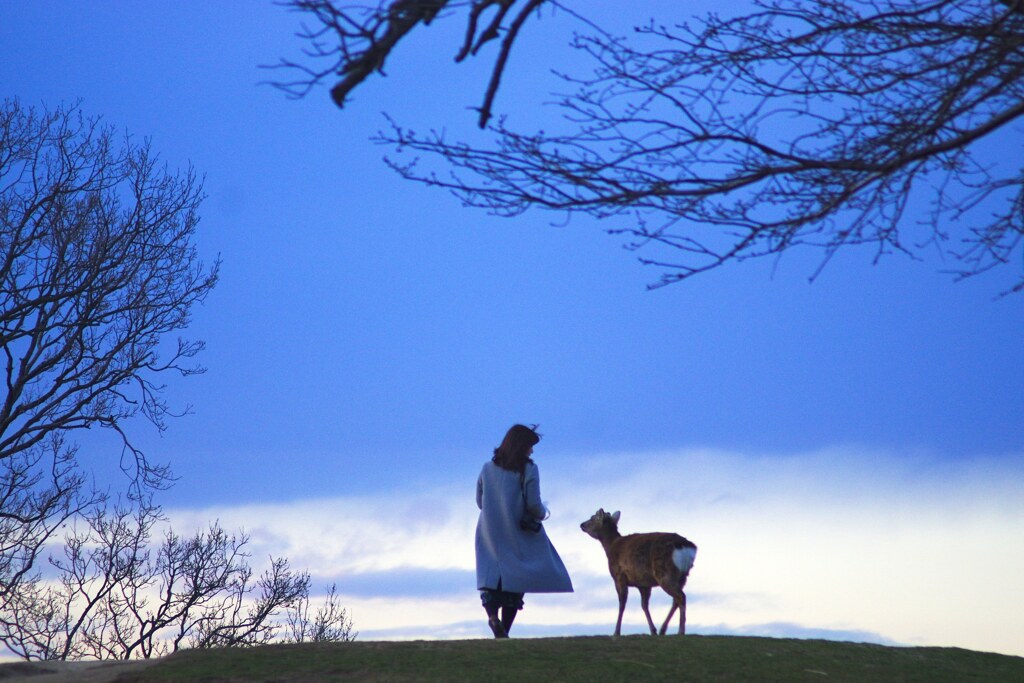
top-left (611, 510), bottom-right (621, 523)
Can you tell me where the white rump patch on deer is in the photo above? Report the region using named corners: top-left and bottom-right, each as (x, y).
top-left (673, 546), bottom-right (696, 574)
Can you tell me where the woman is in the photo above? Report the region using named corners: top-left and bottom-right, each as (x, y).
top-left (475, 424), bottom-right (573, 638)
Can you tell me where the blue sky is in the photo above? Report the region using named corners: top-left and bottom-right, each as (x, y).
top-left (2, 0), bottom-right (1022, 657)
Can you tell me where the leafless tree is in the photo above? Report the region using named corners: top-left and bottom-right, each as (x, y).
top-left (276, 0), bottom-right (1024, 294)
top-left (0, 496), bottom-right (350, 660)
top-left (0, 100), bottom-right (354, 660)
top-left (1, 98), bottom-right (218, 629)
top-left (0, 436), bottom-right (99, 624)
top-left (1, 98), bottom-right (219, 480)
top-left (284, 582), bottom-right (357, 643)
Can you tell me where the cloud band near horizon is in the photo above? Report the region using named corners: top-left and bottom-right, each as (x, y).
top-left (168, 446), bottom-right (1024, 657)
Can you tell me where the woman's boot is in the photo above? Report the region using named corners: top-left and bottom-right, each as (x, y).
top-left (486, 606), bottom-right (507, 638)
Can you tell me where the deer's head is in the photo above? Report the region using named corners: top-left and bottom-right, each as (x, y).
top-left (580, 508), bottom-right (621, 539)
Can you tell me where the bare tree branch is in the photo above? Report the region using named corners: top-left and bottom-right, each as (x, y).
top-left (266, 0), bottom-right (559, 128)
top-left (371, 0), bottom-right (1024, 293)
top-left (0, 497), bottom-right (354, 660)
top-left (284, 583), bottom-right (357, 643)
top-left (0, 434), bottom-right (100, 628)
top-left (1, 99), bottom-right (220, 481)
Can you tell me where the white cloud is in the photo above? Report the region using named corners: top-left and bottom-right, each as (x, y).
top-left (167, 447), bottom-right (1024, 656)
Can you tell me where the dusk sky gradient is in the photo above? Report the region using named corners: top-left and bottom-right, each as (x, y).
top-left (2, 0), bottom-right (1022, 657)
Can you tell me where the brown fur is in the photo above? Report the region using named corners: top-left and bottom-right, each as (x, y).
top-left (580, 508), bottom-right (697, 636)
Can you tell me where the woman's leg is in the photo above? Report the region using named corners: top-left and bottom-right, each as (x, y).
top-left (501, 605), bottom-right (517, 634)
top-left (480, 588), bottom-right (508, 638)
top-left (500, 592), bottom-right (524, 635)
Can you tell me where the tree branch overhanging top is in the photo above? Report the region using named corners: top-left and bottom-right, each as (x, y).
top-left (267, 0), bottom-right (558, 128)
top-left (375, 0), bottom-right (1024, 294)
top-left (270, 0), bottom-right (1024, 294)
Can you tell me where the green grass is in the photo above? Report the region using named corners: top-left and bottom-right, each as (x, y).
top-left (121, 635), bottom-right (1024, 683)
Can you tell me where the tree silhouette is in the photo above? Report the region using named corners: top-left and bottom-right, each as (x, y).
top-left (276, 0), bottom-right (1024, 293)
top-left (1, 98), bottom-right (218, 620)
top-left (1, 496), bottom-right (354, 660)
top-left (1, 101), bottom-right (354, 659)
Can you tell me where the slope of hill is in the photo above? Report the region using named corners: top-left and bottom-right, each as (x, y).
top-left (119, 635), bottom-right (1024, 682)
top-left (3, 635), bottom-right (1022, 682)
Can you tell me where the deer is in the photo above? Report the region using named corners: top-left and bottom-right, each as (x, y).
top-left (580, 508), bottom-right (697, 637)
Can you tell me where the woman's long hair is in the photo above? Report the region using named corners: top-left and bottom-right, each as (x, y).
top-left (492, 424), bottom-right (541, 473)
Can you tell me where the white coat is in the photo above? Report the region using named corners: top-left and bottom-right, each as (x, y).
top-left (475, 460), bottom-right (573, 594)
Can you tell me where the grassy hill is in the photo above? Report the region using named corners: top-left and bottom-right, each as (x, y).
top-left (120, 635), bottom-right (1024, 682)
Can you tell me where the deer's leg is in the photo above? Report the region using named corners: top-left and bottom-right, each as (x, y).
top-left (638, 586), bottom-right (657, 635)
top-left (677, 590), bottom-right (687, 635)
top-left (614, 579), bottom-right (629, 637)
top-left (659, 602), bottom-right (678, 636)
top-left (658, 577), bottom-right (687, 636)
